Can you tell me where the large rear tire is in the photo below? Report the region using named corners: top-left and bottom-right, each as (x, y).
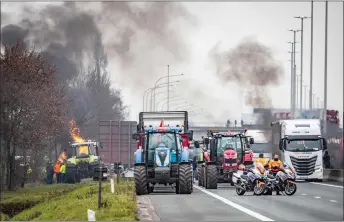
top-left (134, 165), bottom-right (148, 195)
top-left (198, 165), bottom-right (203, 186)
top-left (205, 165), bottom-right (217, 189)
top-left (178, 164), bottom-right (193, 194)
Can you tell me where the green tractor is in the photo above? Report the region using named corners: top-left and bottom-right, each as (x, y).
top-left (65, 140), bottom-right (108, 183)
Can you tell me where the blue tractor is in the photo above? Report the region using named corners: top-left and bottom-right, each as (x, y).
top-left (132, 111), bottom-right (194, 195)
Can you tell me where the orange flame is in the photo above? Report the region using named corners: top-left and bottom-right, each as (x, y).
top-left (69, 120), bottom-right (85, 143)
top-left (69, 120), bottom-right (88, 155)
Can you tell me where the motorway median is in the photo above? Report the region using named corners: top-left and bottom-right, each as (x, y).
top-left (1, 181), bottom-right (137, 221)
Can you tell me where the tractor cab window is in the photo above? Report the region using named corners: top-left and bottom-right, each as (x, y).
top-left (75, 144), bottom-right (90, 157)
top-left (217, 136), bottom-right (242, 156)
top-left (147, 132), bottom-right (177, 163)
top-left (148, 133), bottom-right (177, 151)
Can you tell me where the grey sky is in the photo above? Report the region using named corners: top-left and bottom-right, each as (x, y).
top-left (1, 1), bottom-right (343, 125)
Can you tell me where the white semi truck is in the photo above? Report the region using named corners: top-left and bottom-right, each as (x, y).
top-left (246, 130), bottom-right (272, 161)
top-left (271, 119), bottom-right (327, 181)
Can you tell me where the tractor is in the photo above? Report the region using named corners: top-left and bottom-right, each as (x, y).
top-left (197, 130), bottom-right (254, 189)
top-left (65, 140), bottom-right (107, 183)
top-left (132, 111), bottom-right (194, 195)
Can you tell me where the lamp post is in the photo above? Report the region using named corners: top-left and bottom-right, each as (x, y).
top-left (144, 83), bottom-right (173, 111)
top-left (288, 29), bottom-right (301, 117)
top-left (161, 100), bottom-right (186, 111)
top-left (143, 81), bottom-right (179, 111)
top-left (294, 16), bottom-right (310, 112)
top-left (323, 1), bottom-right (328, 134)
top-left (152, 73), bottom-right (184, 111)
top-left (309, 1), bottom-right (314, 109)
top-left (155, 94), bottom-right (182, 111)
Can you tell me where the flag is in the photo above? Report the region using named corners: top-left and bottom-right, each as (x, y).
top-left (159, 119), bottom-right (164, 127)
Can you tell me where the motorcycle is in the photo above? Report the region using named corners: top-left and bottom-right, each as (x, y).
top-left (263, 167), bottom-right (297, 196)
top-left (232, 163), bottom-right (266, 196)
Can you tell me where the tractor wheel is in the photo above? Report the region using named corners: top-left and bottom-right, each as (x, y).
top-left (66, 167), bottom-right (76, 183)
top-left (75, 170), bottom-right (81, 183)
top-left (134, 165), bottom-right (148, 195)
top-left (205, 165), bottom-right (217, 189)
top-left (178, 164), bottom-right (193, 194)
top-left (198, 165), bottom-right (203, 186)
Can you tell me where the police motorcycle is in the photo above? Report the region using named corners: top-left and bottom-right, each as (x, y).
top-left (263, 162), bottom-right (297, 196)
top-left (232, 162), bottom-right (266, 196)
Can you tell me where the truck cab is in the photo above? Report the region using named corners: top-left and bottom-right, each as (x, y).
top-left (271, 119), bottom-right (327, 181)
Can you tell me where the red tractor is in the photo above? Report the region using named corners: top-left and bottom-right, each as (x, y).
top-left (197, 130), bottom-right (254, 189)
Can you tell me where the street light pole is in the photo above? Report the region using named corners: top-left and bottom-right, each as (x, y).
top-left (296, 74), bottom-right (299, 110)
top-left (288, 42), bottom-right (294, 111)
top-left (303, 85), bottom-right (307, 108)
top-left (323, 1), bottom-right (328, 134)
top-left (310, 1), bottom-right (314, 109)
top-left (146, 83), bottom-right (174, 111)
top-left (294, 16), bottom-right (310, 112)
top-left (289, 29), bottom-right (300, 118)
top-left (152, 73), bottom-right (183, 111)
top-left (167, 65), bottom-right (170, 111)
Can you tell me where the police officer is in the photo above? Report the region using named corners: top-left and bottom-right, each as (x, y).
top-left (268, 154), bottom-right (284, 195)
top-left (254, 153), bottom-right (269, 169)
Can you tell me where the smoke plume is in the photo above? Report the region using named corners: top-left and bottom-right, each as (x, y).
top-left (1, 2), bottom-right (195, 88)
top-left (210, 37), bottom-right (284, 127)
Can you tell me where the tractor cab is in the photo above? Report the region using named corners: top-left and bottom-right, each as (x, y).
top-left (208, 132), bottom-right (245, 169)
top-left (68, 141), bottom-right (102, 159)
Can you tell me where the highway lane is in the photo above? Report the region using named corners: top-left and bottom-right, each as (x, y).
top-left (148, 185), bottom-right (260, 221)
top-left (204, 182), bottom-right (343, 221)
top-left (147, 182), bottom-right (343, 221)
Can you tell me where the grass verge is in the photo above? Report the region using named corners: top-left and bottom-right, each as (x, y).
top-left (1, 184), bottom-right (80, 218)
top-left (12, 181), bottom-right (137, 221)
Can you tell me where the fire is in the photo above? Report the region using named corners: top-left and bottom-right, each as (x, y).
top-left (57, 151), bottom-right (67, 163)
top-left (69, 120), bottom-right (85, 143)
top-left (69, 120), bottom-right (88, 155)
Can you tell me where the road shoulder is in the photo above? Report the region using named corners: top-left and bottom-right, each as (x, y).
top-left (137, 195), bottom-right (161, 221)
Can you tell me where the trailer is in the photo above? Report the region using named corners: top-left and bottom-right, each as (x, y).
top-left (98, 121), bottom-right (137, 168)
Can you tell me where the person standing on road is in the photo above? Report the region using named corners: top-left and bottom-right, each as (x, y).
top-left (46, 161), bottom-right (54, 184)
top-left (192, 155), bottom-right (197, 183)
top-left (60, 161), bottom-right (66, 183)
top-left (54, 161), bottom-right (61, 183)
top-left (323, 151), bottom-right (332, 169)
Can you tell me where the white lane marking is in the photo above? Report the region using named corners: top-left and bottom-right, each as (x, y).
top-left (301, 193), bottom-right (307, 196)
top-left (329, 200), bottom-right (338, 203)
top-left (314, 196), bottom-right (322, 199)
top-left (193, 185), bottom-right (274, 221)
top-left (310, 182), bottom-right (344, 189)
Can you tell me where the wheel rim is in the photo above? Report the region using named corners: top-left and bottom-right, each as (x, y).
top-left (285, 183), bottom-right (296, 194)
top-left (254, 181), bottom-right (264, 194)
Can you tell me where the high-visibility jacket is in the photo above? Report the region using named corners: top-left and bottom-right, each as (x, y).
top-left (54, 163), bottom-right (61, 173)
top-left (60, 164), bottom-right (66, 173)
top-left (268, 160), bottom-right (283, 172)
top-left (27, 167), bottom-right (32, 174)
top-left (254, 158), bottom-right (269, 167)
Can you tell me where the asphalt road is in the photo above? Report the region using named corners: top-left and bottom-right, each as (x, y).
top-left (148, 181), bottom-right (343, 221)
